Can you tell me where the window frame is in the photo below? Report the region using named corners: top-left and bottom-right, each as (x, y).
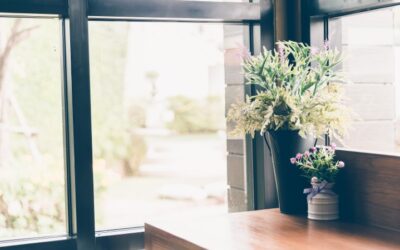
top-left (0, 1), bottom-right (272, 249)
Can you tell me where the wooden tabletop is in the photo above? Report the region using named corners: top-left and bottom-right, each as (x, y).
top-left (145, 209), bottom-right (400, 250)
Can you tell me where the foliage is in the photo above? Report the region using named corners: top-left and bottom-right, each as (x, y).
top-left (0, 163), bottom-right (113, 238)
top-left (290, 144), bottom-right (345, 183)
top-left (228, 41), bottom-right (350, 138)
top-left (90, 22), bottom-right (148, 176)
top-left (167, 95), bottom-right (224, 134)
top-left (0, 166), bottom-right (64, 237)
top-left (92, 115), bottom-right (147, 177)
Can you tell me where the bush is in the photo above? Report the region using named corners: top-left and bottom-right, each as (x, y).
top-left (0, 166), bottom-right (64, 237)
top-left (167, 95), bottom-right (224, 134)
top-left (93, 126), bottom-right (148, 177)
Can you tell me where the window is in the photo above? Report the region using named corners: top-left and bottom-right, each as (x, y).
top-left (89, 22), bottom-right (246, 229)
top-left (0, 17), bottom-right (65, 240)
top-left (0, 0), bottom-right (259, 249)
top-left (328, 6), bottom-right (400, 154)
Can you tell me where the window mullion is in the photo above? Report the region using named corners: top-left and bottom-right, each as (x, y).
top-left (64, 0), bottom-right (96, 249)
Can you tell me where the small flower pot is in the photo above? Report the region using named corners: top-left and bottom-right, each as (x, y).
top-left (306, 182), bottom-right (339, 220)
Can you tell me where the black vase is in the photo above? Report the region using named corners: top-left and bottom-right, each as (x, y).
top-left (265, 130), bottom-right (316, 214)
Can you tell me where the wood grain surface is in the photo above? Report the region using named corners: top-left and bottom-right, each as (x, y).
top-left (335, 149), bottom-right (400, 232)
top-left (145, 209), bottom-right (400, 250)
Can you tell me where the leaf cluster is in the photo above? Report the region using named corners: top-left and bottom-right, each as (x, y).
top-left (228, 41), bottom-right (350, 138)
top-left (292, 146), bottom-right (343, 183)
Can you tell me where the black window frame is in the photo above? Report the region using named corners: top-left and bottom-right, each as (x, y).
top-left (0, 1), bottom-right (274, 249)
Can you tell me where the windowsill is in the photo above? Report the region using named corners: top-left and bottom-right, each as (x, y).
top-left (335, 147), bottom-right (400, 159)
top-left (95, 226), bottom-right (144, 237)
top-left (0, 235), bottom-right (72, 248)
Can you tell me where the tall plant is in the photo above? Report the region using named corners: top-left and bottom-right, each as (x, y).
top-left (228, 41), bottom-right (349, 138)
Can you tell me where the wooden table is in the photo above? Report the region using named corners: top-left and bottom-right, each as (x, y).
top-left (145, 209), bottom-right (400, 250)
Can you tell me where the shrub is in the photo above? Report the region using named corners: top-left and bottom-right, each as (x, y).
top-left (167, 95), bottom-right (224, 134)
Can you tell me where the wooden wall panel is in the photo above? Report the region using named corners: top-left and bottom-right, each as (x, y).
top-left (335, 149), bottom-right (400, 232)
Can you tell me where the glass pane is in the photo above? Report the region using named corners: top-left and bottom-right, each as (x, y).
top-left (90, 22), bottom-right (245, 229)
top-left (0, 18), bottom-right (65, 239)
top-left (329, 7), bottom-right (400, 154)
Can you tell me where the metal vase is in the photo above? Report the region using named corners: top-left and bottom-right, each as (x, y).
top-left (265, 130), bottom-right (316, 214)
top-left (307, 183), bottom-right (339, 220)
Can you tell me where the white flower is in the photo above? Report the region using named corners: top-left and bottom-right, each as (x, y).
top-left (311, 177), bottom-right (319, 183)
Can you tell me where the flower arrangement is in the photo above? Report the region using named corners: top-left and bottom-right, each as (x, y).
top-left (290, 143), bottom-right (345, 183)
top-left (227, 41), bottom-right (350, 138)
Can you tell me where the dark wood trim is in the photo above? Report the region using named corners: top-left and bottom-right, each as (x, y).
top-left (88, 0), bottom-right (260, 22)
top-left (0, 0), bottom-right (67, 16)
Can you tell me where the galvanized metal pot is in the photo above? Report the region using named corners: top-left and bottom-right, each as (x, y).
top-left (307, 183), bottom-right (339, 220)
top-left (265, 130), bottom-right (316, 215)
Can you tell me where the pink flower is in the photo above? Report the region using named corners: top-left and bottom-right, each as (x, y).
top-left (338, 161), bottom-right (345, 168)
top-left (304, 151), bottom-right (310, 157)
top-left (276, 43), bottom-right (285, 64)
top-left (310, 147), bottom-right (317, 153)
top-left (331, 143), bottom-right (337, 150)
top-left (295, 153), bottom-right (303, 160)
top-left (290, 158), bottom-right (296, 164)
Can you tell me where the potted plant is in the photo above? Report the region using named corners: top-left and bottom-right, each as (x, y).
top-left (291, 144), bottom-right (345, 220)
top-left (228, 41), bottom-right (349, 214)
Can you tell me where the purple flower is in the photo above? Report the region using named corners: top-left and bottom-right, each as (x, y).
top-left (304, 151), bottom-right (310, 157)
top-left (331, 143), bottom-right (337, 150)
top-left (277, 43), bottom-right (285, 64)
top-left (290, 158), bottom-right (296, 164)
top-left (295, 153), bottom-right (303, 160)
top-left (338, 161), bottom-right (345, 168)
top-left (310, 147), bottom-right (317, 153)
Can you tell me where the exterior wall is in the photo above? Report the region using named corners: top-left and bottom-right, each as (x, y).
top-left (224, 25), bottom-right (249, 212)
top-left (329, 8), bottom-right (400, 153)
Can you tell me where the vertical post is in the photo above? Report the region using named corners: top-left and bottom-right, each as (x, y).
top-left (255, 0), bottom-right (278, 209)
top-left (64, 0), bottom-right (95, 249)
top-left (301, 0), bottom-right (311, 44)
top-left (323, 16), bottom-right (331, 146)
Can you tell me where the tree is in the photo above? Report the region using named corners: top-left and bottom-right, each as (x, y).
top-left (0, 20), bottom-right (37, 167)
